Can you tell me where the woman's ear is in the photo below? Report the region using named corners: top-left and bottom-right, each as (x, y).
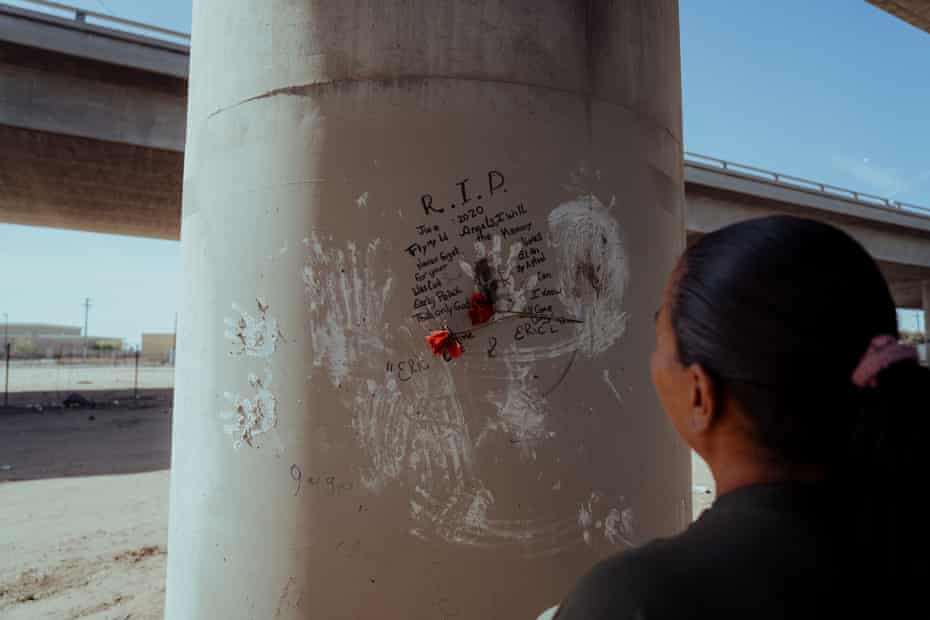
top-left (687, 363), bottom-right (717, 435)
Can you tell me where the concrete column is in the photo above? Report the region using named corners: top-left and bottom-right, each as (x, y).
top-left (166, 2), bottom-right (688, 618)
top-left (923, 281), bottom-right (930, 334)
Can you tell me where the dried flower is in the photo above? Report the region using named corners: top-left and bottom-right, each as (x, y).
top-left (468, 292), bottom-right (495, 326)
top-left (425, 330), bottom-right (464, 359)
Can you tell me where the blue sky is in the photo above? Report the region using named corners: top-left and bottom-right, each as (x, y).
top-left (0, 0), bottom-right (927, 343)
top-left (0, 226), bottom-right (180, 344)
top-left (680, 1), bottom-right (930, 205)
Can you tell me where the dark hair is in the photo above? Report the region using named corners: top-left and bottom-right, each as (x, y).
top-left (673, 215), bottom-right (929, 577)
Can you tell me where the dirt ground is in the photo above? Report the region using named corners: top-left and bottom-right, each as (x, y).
top-left (0, 389), bottom-right (172, 620)
top-left (0, 380), bottom-right (710, 619)
top-left (3, 361), bottom-right (174, 395)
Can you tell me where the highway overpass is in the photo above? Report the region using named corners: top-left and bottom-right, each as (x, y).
top-left (0, 1), bottom-right (186, 238)
top-left (686, 155), bottom-right (930, 310)
top-left (2, 0), bottom-right (929, 314)
top-left (868, 0), bottom-right (930, 34)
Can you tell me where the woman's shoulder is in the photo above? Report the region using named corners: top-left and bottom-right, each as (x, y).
top-left (554, 534), bottom-right (700, 620)
top-left (554, 490), bottom-right (848, 620)
top-left (553, 501), bottom-right (789, 620)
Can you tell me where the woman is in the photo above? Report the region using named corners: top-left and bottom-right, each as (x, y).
top-left (552, 215), bottom-right (928, 619)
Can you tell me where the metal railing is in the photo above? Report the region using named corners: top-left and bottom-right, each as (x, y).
top-left (1, 0), bottom-right (190, 42)
top-left (685, 152), bottom-right (930, 219)
top-left (1, 350), bottom-right (175, 411)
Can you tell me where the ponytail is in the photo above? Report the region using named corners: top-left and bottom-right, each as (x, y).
top-left (847, 359), bottom-right (930, 578)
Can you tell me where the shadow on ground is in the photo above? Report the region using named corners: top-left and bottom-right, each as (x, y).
top-left (0, 389), bottom-right (172, 482)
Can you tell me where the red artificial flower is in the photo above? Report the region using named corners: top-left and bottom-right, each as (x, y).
top-left (425, 330), bottom-right (464, 359)
top-left (468, 292), bottom-right (495, 326)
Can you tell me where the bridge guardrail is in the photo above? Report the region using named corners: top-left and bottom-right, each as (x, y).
top-left (1, 0), bottom-right (190, 42)
top-left (686, 152), bottom-right (930, 220)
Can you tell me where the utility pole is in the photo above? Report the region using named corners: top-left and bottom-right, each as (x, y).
top-left (3, 312), bottom-right (8, 408)
top-left (3, 341), bottom-right (8, 408)
top-left (133, 347), bottom-right (140, 400)
top-left (923, 281), bottom-right (930, 340)
top-left (82, 297), bottom-right (92, 360)
top-left (171, 312), bottom-right (178, 365)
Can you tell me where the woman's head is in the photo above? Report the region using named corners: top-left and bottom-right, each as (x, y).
top-left (651, 215), bottom-right (901, 467)
top-left (652, 214), bottom-right (930, 576)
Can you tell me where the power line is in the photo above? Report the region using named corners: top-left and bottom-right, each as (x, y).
top-left (82, 297), bottom-right (92, 360)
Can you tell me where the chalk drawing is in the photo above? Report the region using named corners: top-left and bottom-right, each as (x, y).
top-left (221, 299), bottom-right (283, 449)
top-left (548, 192), bottom-right (630, 357)
top-left (274, 576), bottom-right (302, 618)
top-left (579, 491), bottom-right (635, 548)
top-left (350, 365), bottom-right (473, 494)
top-left (221, 368), bottom-right (277, 449)
top-left (604, 506), bottom-right (635, 546)
top-left (466, 235), bottom-right (540, 315)
top-left (603, 368), bottom-right (624, 405)
top-left (224, 297), bottom-right (283, 359)
top-left (303, 232), bottom-right (395, 385)
top-left (301, 229), bottom-right (481, 523)
top-left (296, 169), bottom-right (638, 552)
top-left (483, 355), bottom-right (551, 459)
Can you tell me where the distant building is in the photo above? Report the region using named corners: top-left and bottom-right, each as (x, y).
top-left (2, 323), bottom-right (122, 357)
top-left (141, 333), bottom-right (176, 363)
top-left (4, 323), bottom-right (81, 340)
top-left (4, 323), bottom-right (79, 355)
top-left (36, 335), bottom-right (124, 357)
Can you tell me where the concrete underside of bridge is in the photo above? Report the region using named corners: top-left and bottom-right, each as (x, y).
top-left (0, 124), bottom-right (182, 239)
top-left (691, 225), bottom-right (928, 312)
top-left (868, 0), bottom-right (930, 34)
top-left (4, 126), bottom-right (928, 313)
top-left (0, 6), bottom-right (185, 239)
top-left (685, 167), bottom-right (930, 311)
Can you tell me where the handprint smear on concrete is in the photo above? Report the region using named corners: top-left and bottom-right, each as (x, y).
top-left (302, 232), bottom-right (395, 386)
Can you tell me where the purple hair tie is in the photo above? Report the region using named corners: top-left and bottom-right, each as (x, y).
top-left (851, 335), bottom-right (919, 388)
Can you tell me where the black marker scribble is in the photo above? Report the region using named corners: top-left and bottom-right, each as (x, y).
top-left (290, 464), bottom-right (302, 496)
top-left (543, 348), bottom-right (579, 397)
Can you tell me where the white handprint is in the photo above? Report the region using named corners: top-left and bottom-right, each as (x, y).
top-left (302, 232), bottom-right (395, 385)
top-left (224, 297), bottom-right (283, 359)
top-left (459, 234), bottom-right (539, 315)
top-left (221, 368), bottom-right (276, 449)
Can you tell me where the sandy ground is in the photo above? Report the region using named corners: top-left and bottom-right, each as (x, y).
top-left (3, 362), bottom-right (174, 395)
top-left (0, 378), bottom-right (711, 619)
top-left (0, 390), bottom-right (171, 620)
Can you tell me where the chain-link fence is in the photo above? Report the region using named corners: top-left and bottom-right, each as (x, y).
top-left (0, 349), bottom-right (174, 411)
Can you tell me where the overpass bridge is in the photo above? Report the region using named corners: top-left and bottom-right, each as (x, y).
top-left (685, 154), bottom-right (930, 311)
top-left (1, 0), bottom-right (929, 315)
top-left (0, 0), bottom-right (186, 238)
